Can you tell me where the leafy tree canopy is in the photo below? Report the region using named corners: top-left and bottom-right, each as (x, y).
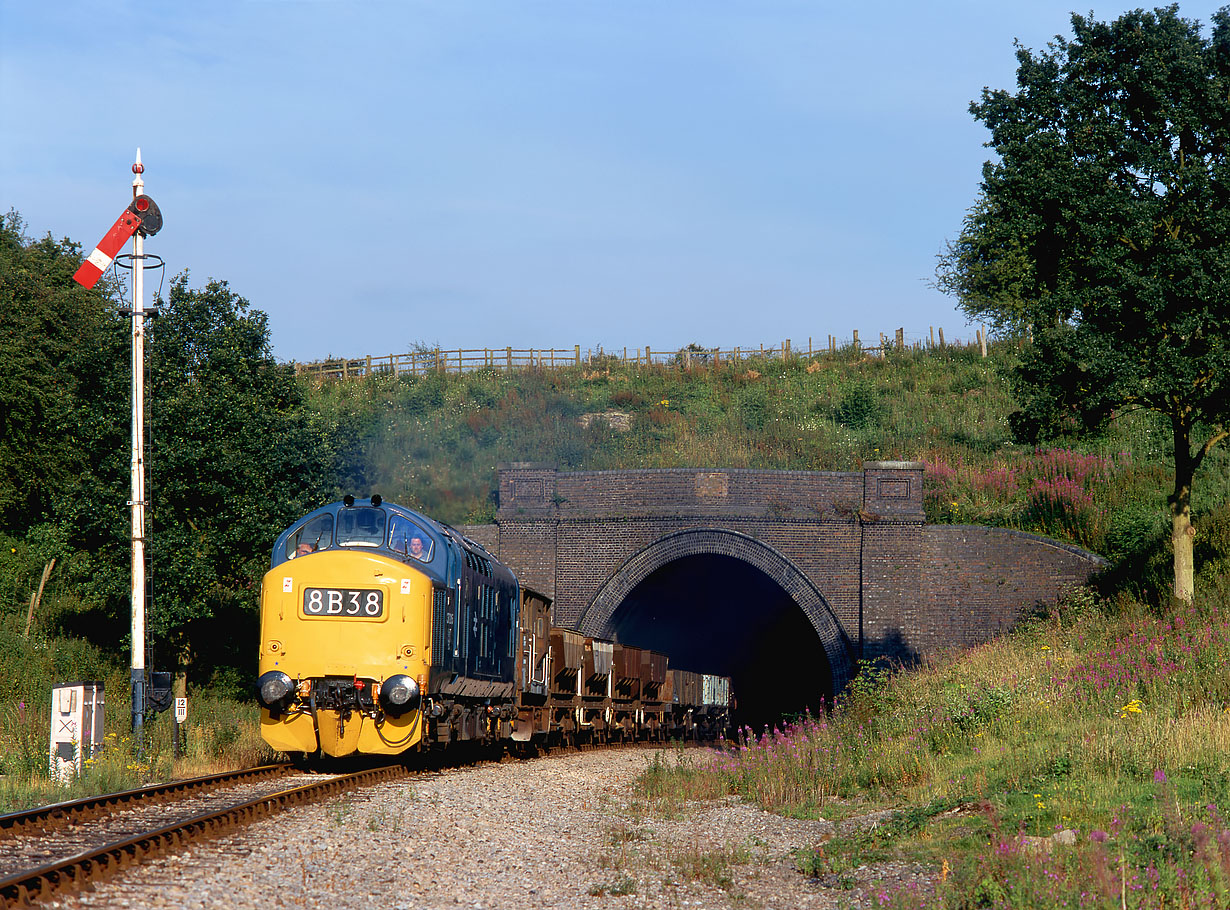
top-left (938, 5), bottom-right (1230, 600)
top-left (146, 274), bottom-right (344, 676)
top-left (0, 211), bottom-right (129, 535)
top-left (1, 214), bottom-right (348, 680)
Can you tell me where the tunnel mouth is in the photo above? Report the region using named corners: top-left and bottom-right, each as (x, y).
top-left (603, 553), bottom-right (834, 732)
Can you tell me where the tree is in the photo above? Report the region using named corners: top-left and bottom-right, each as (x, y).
top-left (0, 212), bottom-right (129, 536)
top-left (147, 274), bottom-right (341, 683)
top-left (939, 6), bottom-right (1230, 601)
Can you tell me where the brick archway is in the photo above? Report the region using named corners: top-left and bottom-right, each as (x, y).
top-left (576, 527), bottom-right (854, 691)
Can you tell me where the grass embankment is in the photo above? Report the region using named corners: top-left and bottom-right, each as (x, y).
top-left (309, 344), bottom-right (1230, 596)
top-left (640, 577), bottom-right (1230, 908)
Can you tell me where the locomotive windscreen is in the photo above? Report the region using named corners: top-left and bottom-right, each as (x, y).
top-left (335, 507), bottom-right (386, 547)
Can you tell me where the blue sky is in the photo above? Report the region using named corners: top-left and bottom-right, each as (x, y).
top-left (3, 2), bottom-right (1225, 362)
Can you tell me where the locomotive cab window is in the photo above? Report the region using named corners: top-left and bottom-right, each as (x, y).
top-left (389, 515), bottom-right (433, 562)
top-left (336, 507), bottom-right (386, 548)
top-left (287, 513), bottom-right (334, 560)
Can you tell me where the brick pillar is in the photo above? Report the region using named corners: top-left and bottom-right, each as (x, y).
top-left (495, 463), bottom-right (560, 608)
top-left (859, 461), bottom-right (925, 663)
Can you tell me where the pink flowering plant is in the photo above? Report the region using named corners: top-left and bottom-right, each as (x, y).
top-left (639, 583), bottom-right (1230, 907)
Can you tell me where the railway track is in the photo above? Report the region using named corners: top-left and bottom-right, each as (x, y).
top-left (0, 737), bottom-right (691, 908)
top-left (0, 762), bottom-right (410, 909)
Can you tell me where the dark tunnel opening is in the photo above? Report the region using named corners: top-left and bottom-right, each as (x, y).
top-left (606, 554), bottom-right (835, 732)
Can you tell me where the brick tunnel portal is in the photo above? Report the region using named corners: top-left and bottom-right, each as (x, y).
top-left (604, 554), bottom-right (835, 731)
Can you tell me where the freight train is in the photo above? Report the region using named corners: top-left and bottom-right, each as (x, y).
top-left (256, 496), bottom-right (733, 759)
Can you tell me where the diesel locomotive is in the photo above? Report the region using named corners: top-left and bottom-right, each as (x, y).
top-left (256, 496), bottom-right (732, 759)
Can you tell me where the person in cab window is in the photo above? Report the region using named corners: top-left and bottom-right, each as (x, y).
top-left (409, 536), bottom-right (427, 561)
top-left (294, 541), bottom-right (315, 558)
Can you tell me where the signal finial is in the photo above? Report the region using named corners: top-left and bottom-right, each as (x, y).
top-left (132, 148), bottom-right (144, 175)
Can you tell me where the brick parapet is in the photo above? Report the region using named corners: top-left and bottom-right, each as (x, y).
top-left (499, 464), bottom-right (865, 520)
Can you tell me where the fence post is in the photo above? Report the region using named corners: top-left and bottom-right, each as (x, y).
top-left (646, 345), bottom-right (652, 365)
top-left (575, 345), bottom-right (581, 366)
top-left (896, 328), bottom-right (904, 351)
top-left (938, 327), bottom-right (946, 347)
top-left (979, 326), bottom-right (988, 358)
top-left (852, 330), bottom-right (860, 352)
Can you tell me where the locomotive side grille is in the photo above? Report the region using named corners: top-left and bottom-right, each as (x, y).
top-left (431, 588), bottom-right (449, 667)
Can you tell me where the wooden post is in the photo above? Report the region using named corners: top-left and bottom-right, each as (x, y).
top-left (979, 326), bottom-right (988, 358)
top-left (575, 345), bottom-right (581, 366)
top-left (895, 327), bottom-right (904, 351)
top-left (852, 329), bottom-right (860, 351)
top-left (24, 558), bottom-right (55, 638)
top-left (938, 327), bottom-right (946, 347)
top-left (366, 354), bottom-right (372, 375)
top-left (646, 345), bottom-right (652, 365)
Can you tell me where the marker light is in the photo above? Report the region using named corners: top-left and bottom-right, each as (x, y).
top-left (378, 674), bottom-right (421, 717)
top-left (256, 670), bottom-right (295, 712)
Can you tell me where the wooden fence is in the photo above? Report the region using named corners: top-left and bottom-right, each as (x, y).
top-left (294, 326), bottom-right (984, 381)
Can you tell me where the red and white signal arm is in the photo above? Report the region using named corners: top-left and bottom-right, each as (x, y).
top-left (72, 195), bottom-right (163, 289)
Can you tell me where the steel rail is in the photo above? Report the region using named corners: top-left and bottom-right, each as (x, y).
top-left (0, 763), bottom-right (293, 840)
top-left (0, 763), bottom-right (409, 909)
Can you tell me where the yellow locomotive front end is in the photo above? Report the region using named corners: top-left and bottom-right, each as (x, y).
top-left (257, 499), bottom-right (436, 758)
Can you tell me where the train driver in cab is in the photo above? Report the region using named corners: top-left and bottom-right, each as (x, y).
top-left (389, 515), bottom-right (432, 562)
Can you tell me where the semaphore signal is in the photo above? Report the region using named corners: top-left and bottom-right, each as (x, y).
top-left (73, 192), bottom-right (162, 289)
top-left (72, 149), bottom-right (165, 746)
